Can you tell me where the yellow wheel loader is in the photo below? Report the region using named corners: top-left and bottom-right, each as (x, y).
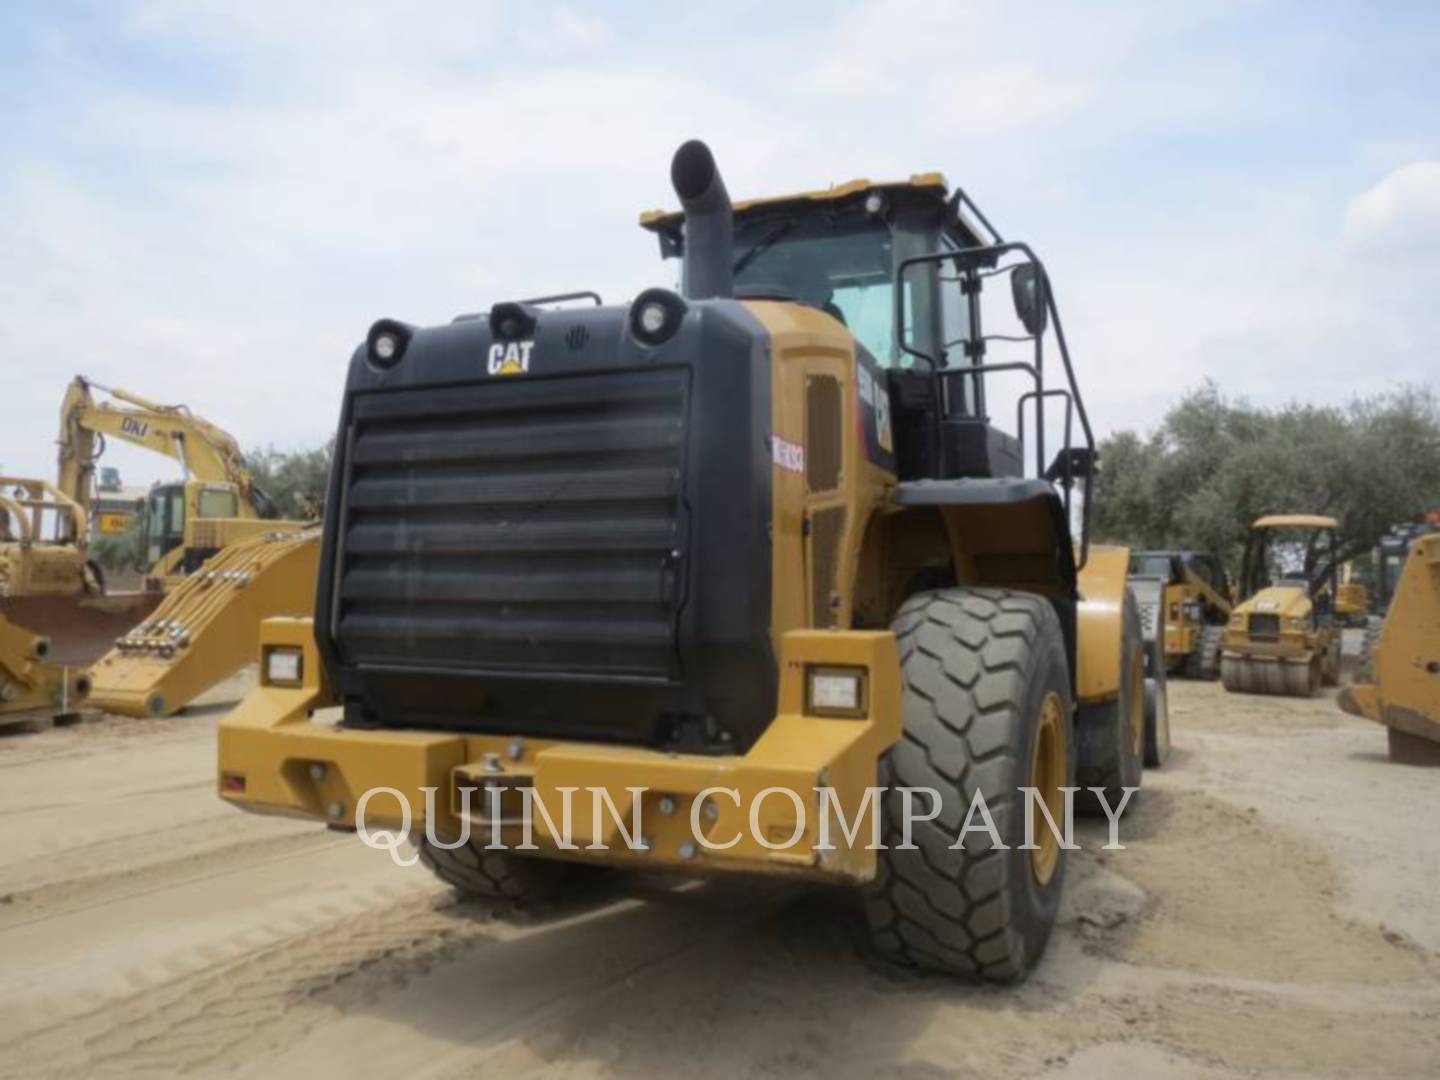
top-left (218, 140), bottom-right (1158, 982)
top-left (0, 610), bottom-right (92, 730)
top-left (1339, 531), bottom-right (1440, 764)
top-left (1128, 550), bottom-right (1232, 680)
top-left (1, 477), bottom-right (154, 707)
top-left (1359, 514), bottom-right (1440, 678)
top-left (1221, 515), bottom-right (1342, 697)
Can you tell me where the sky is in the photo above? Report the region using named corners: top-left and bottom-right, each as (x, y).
top-left (1, 0), bottom-right (1437, 488)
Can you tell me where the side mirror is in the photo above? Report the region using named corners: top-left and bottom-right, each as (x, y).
top-left (1010, 264), bottom-right (1048, 336)
top-left (1044, 446), bottom-right (1096, 483)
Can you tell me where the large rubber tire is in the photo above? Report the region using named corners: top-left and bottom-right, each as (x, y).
top-left (418, 835), bottom-right (595, 905)
top-left (1288, 657), bottom-right (1321, 697)
top-left (1320, 634), bottom-right (1341, 688)
top-left (1195, 624), bottom-right (1224, 681)
top-left (1143, 634), bottom-right (1170, 768)
top-left (1357, 619), bottom-right (1383, 683)
top-left (862, 587), bottom-right (1074, 983)
top-left (1075, 589), bottom-right (1145, 814)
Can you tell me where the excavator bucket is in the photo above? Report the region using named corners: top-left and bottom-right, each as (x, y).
top-left (88, 528), bottom-right (319, 717)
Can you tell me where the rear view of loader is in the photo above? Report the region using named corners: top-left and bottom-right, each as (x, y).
top-left (1221, 515), bottom-right (1342, 697)
top-left (218, 139), bottom-right (1163, 983)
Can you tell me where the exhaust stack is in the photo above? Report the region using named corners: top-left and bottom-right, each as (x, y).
top-left (670, 140), bottom-right (734, 300)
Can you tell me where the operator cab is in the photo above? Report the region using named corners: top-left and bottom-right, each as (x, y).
top-left (642, 171), bottom-right (1092, 500)
top-left (1239, 515), bottom-right (1340, 621)
top-left (142, 481), bottom-right (242, 570)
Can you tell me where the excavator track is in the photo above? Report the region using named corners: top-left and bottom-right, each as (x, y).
top-left (88, 529), bottom-right (319, 717)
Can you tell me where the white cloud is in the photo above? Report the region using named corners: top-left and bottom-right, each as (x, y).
top-left (1343, 162), bottom-right (1440, 256)
top-left (0, 0), bottom-right (1433, 488)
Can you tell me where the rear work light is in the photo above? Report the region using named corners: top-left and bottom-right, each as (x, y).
top-left (806, 665), bottom-right (868, 718)
top-left (263, 646), bottom-right (303, 687)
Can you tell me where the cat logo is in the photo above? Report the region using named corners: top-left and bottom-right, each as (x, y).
top-left (487, 341), bottom-right (534, 376)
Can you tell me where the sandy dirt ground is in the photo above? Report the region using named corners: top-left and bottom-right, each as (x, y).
top-left (2, 645), bottom-right (1439, 1079)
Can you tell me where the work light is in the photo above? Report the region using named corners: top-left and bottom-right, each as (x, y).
top-left (263, 646), bottom-right (304, 687)
top-left (806, 665), bottom-right (868, 718)
top-left (629, 288), bottom-right (687, 346)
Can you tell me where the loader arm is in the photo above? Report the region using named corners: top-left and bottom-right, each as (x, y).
top-left (1180, 565), bottom-right (1233, 619)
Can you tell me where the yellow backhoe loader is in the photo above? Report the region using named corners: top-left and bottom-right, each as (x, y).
top-left (1128, 550), bottom-right (1232, 680)
top-left (1221, 515), bottom-right (1342, 697)
top-left (217, 140), bottom-right (1161, 982)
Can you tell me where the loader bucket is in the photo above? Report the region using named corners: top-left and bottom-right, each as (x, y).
top-left (0, 592), bottom-right (160, 668)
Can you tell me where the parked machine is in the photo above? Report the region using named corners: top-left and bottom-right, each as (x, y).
top-left (1221, 515), bottom-right (1342, 697)
top-left (2, 378), bottom-right (317, 725)
top-left (1334, 562), bottom-right (1370, 628)
top-left (1, 476), bottom-right (146, 726)
top-left (1339, 529), bottom-right (1440, 763)
top-left (217, 141), bottom-right (1164, 982)
top-left (1128, 550), bottom-right (1232, 679)
top-left (57, 377), bottom-right (303, 588)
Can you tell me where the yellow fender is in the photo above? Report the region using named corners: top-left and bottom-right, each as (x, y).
top-left (1076, 544), bottom-right (1130, 703)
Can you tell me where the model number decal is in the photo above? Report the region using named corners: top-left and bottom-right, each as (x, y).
top-left (772, 435), bottom-right (805, 475)
top-left (856, 365), bottom-right (894, 456)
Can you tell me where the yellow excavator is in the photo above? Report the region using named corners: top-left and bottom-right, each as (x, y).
top-left (2, 378), bottom-right (317, 724)
top-left (57, 376), bottom-right (300, 588)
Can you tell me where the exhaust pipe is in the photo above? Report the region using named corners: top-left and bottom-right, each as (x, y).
top-left (670, 140), bottom-right (734, 300)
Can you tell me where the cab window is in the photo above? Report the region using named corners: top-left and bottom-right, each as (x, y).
top-left (198, 487), bottom-right (239, 519)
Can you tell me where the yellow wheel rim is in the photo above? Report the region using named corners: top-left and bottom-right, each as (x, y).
top-left (1029, 691), bottom-right (1066, 887)
top-left (1128, 649), bottom-right (1145, 758)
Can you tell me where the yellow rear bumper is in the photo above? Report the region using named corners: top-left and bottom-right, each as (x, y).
top-left (219, 619), bottom-right (901, 883)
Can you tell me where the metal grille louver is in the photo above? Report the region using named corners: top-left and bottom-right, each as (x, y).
top-left (810, 506), bottom-right (846, 628)
top-left (1248, 613), bottom-right (1280, 639)
top-left (806, 376), bottom-right (842, 493)
top-left (333, 368), bottom-right (689, 679)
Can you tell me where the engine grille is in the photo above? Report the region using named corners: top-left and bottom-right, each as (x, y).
top-left (809, 506), bottom-right (846, 628)
top-left (1248, 613), bottom-right (1280, 640)
top-left (333, 368), bottom-right (690, 680)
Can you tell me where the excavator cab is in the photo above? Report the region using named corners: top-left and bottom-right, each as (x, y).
top-left (142, 479), bottom-right (246, 577)
top-left (144, 483), bottom-right (186, 569)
